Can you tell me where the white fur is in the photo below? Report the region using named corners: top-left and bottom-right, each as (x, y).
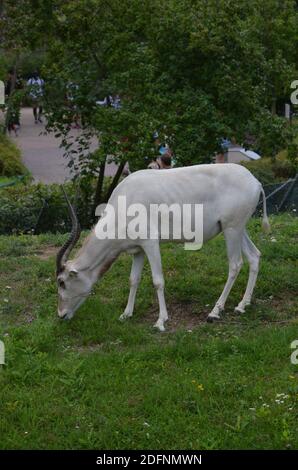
top-left (57, 164), bottom-right (269, 329)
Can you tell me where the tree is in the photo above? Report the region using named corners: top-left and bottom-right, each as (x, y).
top-left (3, 0), bottom-right (296, 211)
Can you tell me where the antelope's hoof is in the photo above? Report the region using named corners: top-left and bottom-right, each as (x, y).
top-left (119, 312), bottom-right (132, 321)
top-left (207, 305), bottom-right (223, 323)
top-left (154, 320), bottom-right (166, 332)
top-left (234, 302), bottom-right (249, 314)
top-left (207, 314), bottom-right (221, 323)
top-left (234, 306), bottom-right (245, 314)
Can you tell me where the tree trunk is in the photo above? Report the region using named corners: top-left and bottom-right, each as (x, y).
top-left (4, 59), bottom-right (18, 134)
top-left (104, 161), bottom-right (126, 202)
top-left (92, 157), bottom-right (106, 221)
top-left (271, 97), bottom-right (277, 115)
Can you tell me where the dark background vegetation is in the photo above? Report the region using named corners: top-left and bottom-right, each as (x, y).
top-left (0, 0), bottom-right (297, 234)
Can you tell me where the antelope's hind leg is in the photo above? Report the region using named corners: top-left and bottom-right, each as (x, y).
top-left (119, 251), bottom-right (145, 320)
top-left (143, 241), bottom-right (168, 332)
top-left (235, 230), bottom-right (260, 314)
top-left (207, 227), bottom-right (244, 322)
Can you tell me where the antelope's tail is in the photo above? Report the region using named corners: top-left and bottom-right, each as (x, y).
top-left (260, 186), bottom-right (270, 233)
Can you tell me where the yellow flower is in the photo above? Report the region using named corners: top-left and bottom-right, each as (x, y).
top-left (197, 384), bottom-right (204, 392)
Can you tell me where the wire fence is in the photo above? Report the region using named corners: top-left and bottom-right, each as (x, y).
top-left (260, 176), bottom-right (298, 214)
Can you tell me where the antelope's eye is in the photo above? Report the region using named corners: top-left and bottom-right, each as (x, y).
top-left (58, 280), bottom-right (66, 289)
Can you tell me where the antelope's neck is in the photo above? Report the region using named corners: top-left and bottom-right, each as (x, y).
top-left (72, 229), bottom-right (122, 275)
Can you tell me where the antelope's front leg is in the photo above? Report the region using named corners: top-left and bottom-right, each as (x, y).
top-left (119, 251), bottom-right (145, 321)
top-left (143, 242), bottom-right (168, 332)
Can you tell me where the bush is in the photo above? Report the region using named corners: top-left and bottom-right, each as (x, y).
top-left (245, 111), bottom-right (295, 158)
top-left (242, 152), bottom-right (297, 187)
top-left (272, 158), bottom-right (297, 180)
top-left (241, 159), bottom-right (276, 186)
top-left (0, 133), bottom-right (26, 176)
top-left (0, 181), bottom-right (96, 235)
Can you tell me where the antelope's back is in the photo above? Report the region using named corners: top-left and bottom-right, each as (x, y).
top-left (111, 164), bottom-right (260, 209)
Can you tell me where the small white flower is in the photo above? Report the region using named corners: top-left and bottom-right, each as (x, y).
top-left (143, 422), bottom-right (150, 427)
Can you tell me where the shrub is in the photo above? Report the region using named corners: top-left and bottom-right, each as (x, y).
top-left (272, 158), bottom-right (296, 180)
top-left (0, 181), bottom-right (96, 235)
top-left (241, 158), bottom-right (279, 186)
top-left (242, 152), bottom-right (297, 187)
top-left (0, 133), bottom-right (26, 176)
top-left (287, 142), bottom-right (298, 171)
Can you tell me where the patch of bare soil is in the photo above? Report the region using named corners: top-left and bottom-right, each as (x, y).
top-left (34, 246), bottom-right (58, 260)
top-left (254, 294), bottom-right (297, 313)
top-left (141, 300), bottom-right (210, 332)
top-left (140, 295), bottom-right (298, 332)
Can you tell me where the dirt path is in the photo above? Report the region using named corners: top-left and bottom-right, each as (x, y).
top-left (11, 107), bottom-right (117, 183)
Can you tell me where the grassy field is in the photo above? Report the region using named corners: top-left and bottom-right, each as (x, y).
top-left (0, 213), bottom-right (297, 450)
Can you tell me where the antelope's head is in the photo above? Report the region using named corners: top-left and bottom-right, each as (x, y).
top-left (56, 189), bottom-right (91, 320)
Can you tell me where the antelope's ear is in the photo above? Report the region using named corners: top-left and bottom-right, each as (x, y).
top-left (69, 269), bottom-right (78, 278)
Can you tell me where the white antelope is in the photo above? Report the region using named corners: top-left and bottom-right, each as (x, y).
top-left (56, 163), bottom-right (269, 330)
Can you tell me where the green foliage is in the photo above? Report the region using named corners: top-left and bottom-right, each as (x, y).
top-left (246, 111), bottom-right (296, 158)
top-left (2, 0), bottom-right (298, 205)
top-left (0, 133), bottom-right (26, 177)
top-left (287, 142), bottom-right (298, 171)
top-left (17, 50), bottom-right (46, 79)
top-left (242, 154), bottom-right (297, 186)
top-left (0, 214), bottom-right (297, 449)
top-left (41, 0), bottom-right (298, 186)
top-left (0, 178), bottom-right (112, 235)
top-left (273, 158), bottom-right (297, 180)
top-left (242, 159), bottom-right (296, 186)
top-left (241, 159), bottom-right (277, 186)
top-left (0, 54), bottom-right (11, 81)
top-left (4, 89), bottom-right (24, 130)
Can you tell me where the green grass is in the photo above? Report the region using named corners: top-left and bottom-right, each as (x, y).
top-left (0, 214), bottom-right (297, 450)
